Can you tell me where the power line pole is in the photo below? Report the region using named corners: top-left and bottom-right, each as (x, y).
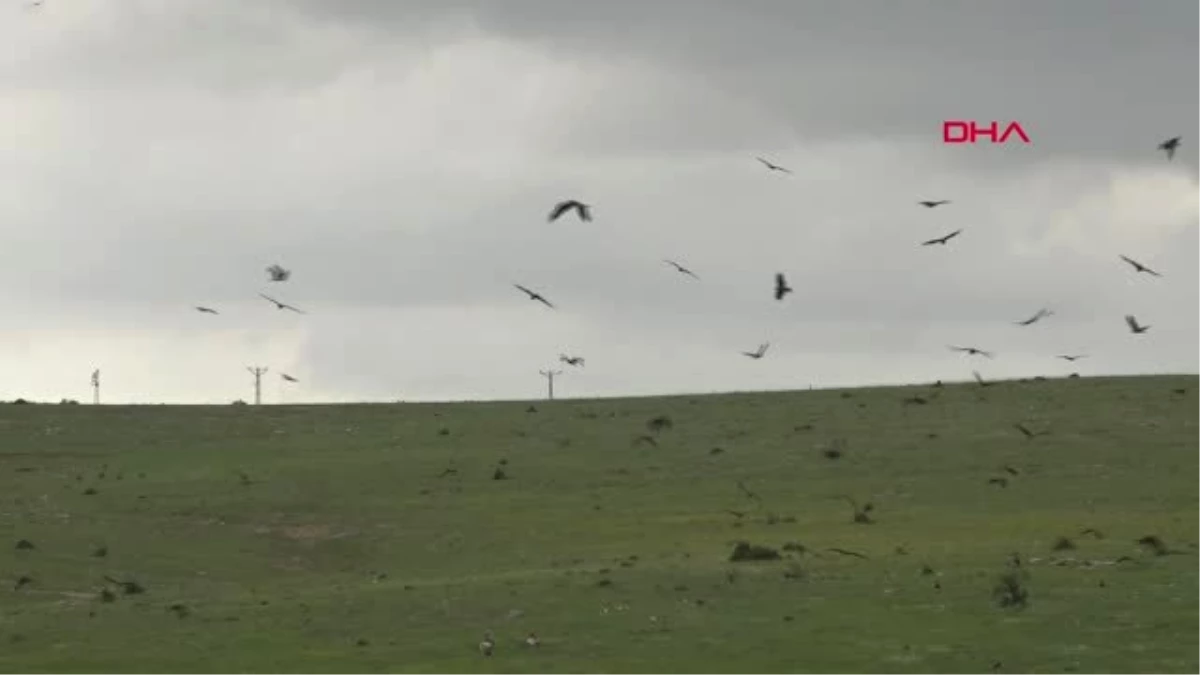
top-left (90, 368), bottom-right (100, 405)
top-left (247, 366), bottom-right (268, 405)
top-left (539, 369), bottom-right (562, 401)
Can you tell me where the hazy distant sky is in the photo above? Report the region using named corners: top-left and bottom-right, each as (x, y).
top-left (0, 0), bottom-right (1196, 404)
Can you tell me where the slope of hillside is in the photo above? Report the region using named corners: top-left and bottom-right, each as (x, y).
top-left (1, 375), bottom-right (1197, 673)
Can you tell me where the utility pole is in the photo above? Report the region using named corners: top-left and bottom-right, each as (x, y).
top-left (90, 368), bottom-right (100, 405)
top-left (247, 366), bottom-right (268, 405)
top-left (539, 369), bottom-right (562, 401)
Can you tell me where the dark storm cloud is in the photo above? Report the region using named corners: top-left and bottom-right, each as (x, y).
top-left (279, 0), bottom-right (1199, 166)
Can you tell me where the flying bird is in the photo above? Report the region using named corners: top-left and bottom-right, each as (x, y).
top-left (266, 264), bottom-right (291, 282)
top-left (1015, 308), bottom-right (1054, 326)
top-left (1118, 255), bottom-right (1161, 277)
top-left (548, 199), bottom-right (592, 223)
top-left (194, 306), bottom-right (219, 314)
top-left (663, 259), bottom-right (700, 279)
top-left (756, 157), bottom-right (792, 174)
top-left (922, 229), bottom-right (963, 246)
top-left (513, 284), bottom-right (555, 309)
top-left (258, 293), bottom-right (305, 314)
top-left (741, 342), bottom-right (770, 360)
top-left (1124, 315), bottom-right (1150, 334)
top-left (559, 354), bottom-right (585, 367)
top-left (950, 345), bottom-right (994, 358)
top-left (774, 273), bottom-right (792, 301)
top-left (1056, 354), bottom-right (1088, 362)
top-left (281, 373), bottom-right (298, 383)
top-left (918, 200), bottom-right (951, 208)
top-left (1158, 136), bottom-right (1181, 160)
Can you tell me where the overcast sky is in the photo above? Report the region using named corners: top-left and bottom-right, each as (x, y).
top-left (0, 0), bottom-right (1196, 404)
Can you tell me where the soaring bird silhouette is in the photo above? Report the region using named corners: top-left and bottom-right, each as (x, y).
top-left (1118, 255), bottom-right (1161, 277)
top-left (756, 157), bottom-right (792, 174)
top-left (266, 264), bottom-right (291, 282)
top-left (922, 229), bottom-right (963, 246)
top-left (918, 200), bottom-right (951, 208)
top-left (1056, 354), bottom-right (1088, 362)
top-left (194, 306), bottom-right (218, 315)
top-left (513, 284), bottom-right (555, 309)
top-left (1124, 315), bottom-right (1150, 334)
top-left (774, 273), bottom-right (792, 301)
top-left (1158, 136), bottom-right (1181, 160)
top-left (548, 200), bottom-right (591, 223)
top-left (1015, 308), bottom-right (1054, 326)
top-left (950, 345), bottom-right (993, 358)
top-left (559, 354), bottom-right (585, 367)
top-left (258, 293), bottom-right (305, 314)
top-left (664, 259), bottom-right (700, 279)
top-left (281, 373), bottom-right (298, 383)
top-left (741, 342), bottom-right (770, 359)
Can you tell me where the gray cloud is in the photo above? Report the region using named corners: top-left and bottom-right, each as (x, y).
top-left (0, 0), bottom-right (1195, 403)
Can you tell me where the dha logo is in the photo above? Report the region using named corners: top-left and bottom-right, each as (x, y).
top-left (942, 120), bottom-right (1031, 145)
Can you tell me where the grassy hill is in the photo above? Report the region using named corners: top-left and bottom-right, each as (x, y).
top-left (1, 374), bottom-right (1197, 673)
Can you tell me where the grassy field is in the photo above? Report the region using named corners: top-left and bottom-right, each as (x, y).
top-left (1, 374), bottom-right (1197, 673)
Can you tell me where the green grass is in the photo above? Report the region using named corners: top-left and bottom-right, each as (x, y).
top-left (1, 375), bottom-right (1197, 673)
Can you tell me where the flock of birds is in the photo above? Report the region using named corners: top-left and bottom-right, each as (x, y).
top-left (192, 264), bottom-right (305, 387)
top-left (181, 134), bottom-right (1184, 398)
top-left (522, 139), bottom-right (1182, 379)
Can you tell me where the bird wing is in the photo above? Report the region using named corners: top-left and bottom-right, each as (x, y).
top-left (535, 295), bottom-right (555, 309)
top-left (282, 304), bottom-right (306, 314)
top-left (513, 284), bottom-right (535, 297)
top-left (547, 202), bottom-right (570, 222)
top-left (258, 293), bottom-right (280, 305)
top-left (577, 203), bottom-right (592, 221)
top-left (1124, 315), bottom-right (1138, 330)
top-left (756, 157), bottom-right (772, 169)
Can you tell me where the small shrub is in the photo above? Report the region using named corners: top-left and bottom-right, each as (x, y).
top-left (729, 541), bottom-right (781, 562)
top-left (993, 572), bottom-right (1029, 609)
top-left (1137, 535), bottom-right (1169, 556)
top-left (646, 415), bottom-right (674, 434)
